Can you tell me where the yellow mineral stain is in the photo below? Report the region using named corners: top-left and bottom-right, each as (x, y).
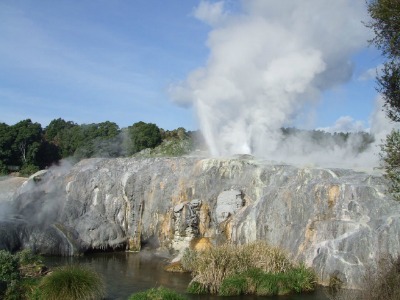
top-left (191, 237), bottom-right (212, 252)
top-left (328, 185), bottom-right (340, 209)
top-left (199, 203), bottom-right (210, 236)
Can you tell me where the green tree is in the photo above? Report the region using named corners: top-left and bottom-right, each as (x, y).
top-left (367, 0), bottom-right (400, 120)
top-left (380, 130), bottom-right (400, 200)
top-left (45, 118), bottom-right (77, 142)
top-left (128, 121), bottom-right (162, 154)
top-left (367, 0), bottom-right (400, 199)
top-left (11, 119), bottom-right (43, 167)
top-left (0, 123), bottom-right (15, 171)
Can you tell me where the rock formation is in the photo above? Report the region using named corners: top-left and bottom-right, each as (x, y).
top-left (0, 156), bottom-right (399, 288)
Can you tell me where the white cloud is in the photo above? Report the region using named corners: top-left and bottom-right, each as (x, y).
top-left (193, 1), bottom-right (227, 26)
top-left (359, 64), bottom-right (383, 81)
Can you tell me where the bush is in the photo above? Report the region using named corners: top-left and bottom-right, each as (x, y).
top-left (39, 264), bottom-right (105, 300)
top-left (183, 241), bottom-right (298, 294)
top-left (183, 241), bottom-right (315, 296)
top-left (381, 129), bottom-right (400, 200)
top-left (0, 250), bottom-right (20, 284)
top-left (128, 287), bottom-right (188, 300)
top-left (19, 164), bottom-right (39, 177)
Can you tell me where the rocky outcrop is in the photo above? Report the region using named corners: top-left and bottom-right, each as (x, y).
top-left (0, 156), bottom-right (399, 289)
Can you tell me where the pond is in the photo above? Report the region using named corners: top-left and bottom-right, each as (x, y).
top-left (44, 251), bottom-right (330, 300)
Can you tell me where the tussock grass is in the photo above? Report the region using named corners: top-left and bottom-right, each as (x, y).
top-left (182, 241), bottom-right (316, 296)
top-left (128, 287), bottom-right (188, 300)
top-left (39, 264), bottom-right (105, 300)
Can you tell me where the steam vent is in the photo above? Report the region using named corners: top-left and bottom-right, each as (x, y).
top-left (1, 156), bottom-right (400, 289)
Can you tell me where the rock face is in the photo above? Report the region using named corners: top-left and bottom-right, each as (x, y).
top-left (1, 156), bottom-right (400, 289)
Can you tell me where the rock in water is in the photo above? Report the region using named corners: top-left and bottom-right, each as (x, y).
top-left (0, 157), bottom-right (399, 288)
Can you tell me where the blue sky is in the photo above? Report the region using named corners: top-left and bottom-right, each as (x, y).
top-left (0, 0), bottom-right (383, 131)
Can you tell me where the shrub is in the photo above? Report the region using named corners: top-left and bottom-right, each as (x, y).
top-left (39, 264), bottom-right (105, 300)
top-left (15, 249), bottom-right (41, 266)
top-left (184, 241), bottom-right (300, 294)
top-left (0, 250), bottom-right (20, 284)
top-left (181, 242), bottom-right (315, 296)
top-left (19, 164), bottom-right (40, 177)
top-left (0, 250), bottom-right (20, 299)
top-left (128, 287), bottom-right (188, 300)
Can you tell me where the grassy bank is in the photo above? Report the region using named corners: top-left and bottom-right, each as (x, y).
top-left (181, 241), bottom-right (316, 296)
top-left (0, 249), bottom-right (105, 300)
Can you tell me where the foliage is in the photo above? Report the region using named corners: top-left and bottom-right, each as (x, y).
top-left (378, 60), bottom-right (400, 122)
top-left (218, 265), bottom-right (316, 297)
top-left (367, 0), bottom-right (400, 198)
top-left (39, 264), bottom-right (105, 300)
top-left (12, 120), bottom-right (43, 166)
top-left (281, 127), bottom-right (375, 153)
top-left (182, 241), bottom-right (315, 296)
top-left (44, 118), bottom-right (77, 142)
top-left (0, 250), bottom-right (20, 285)
top-left (128, 121), bottom-right (162, 154)
top-left (128, 287), bottom-right (188, 300)
top-left (380, 129), bottom-right (400, 200)
top-left (367, 0), bottom-right (400, 60)
top-left (0, 249), bottom-right (46, 300)
top-left (19, 164), bottom-right (40, 177)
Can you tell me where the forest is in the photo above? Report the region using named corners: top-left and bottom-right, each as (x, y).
top-left (0, 118), bottom-right (374, 176)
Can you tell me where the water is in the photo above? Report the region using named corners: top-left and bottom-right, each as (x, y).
top-left (43, 251), bottom-right (330, 300)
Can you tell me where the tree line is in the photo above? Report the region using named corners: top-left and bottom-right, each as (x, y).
top-left (0, 116), bottom-right (376, 177)
top-left (0, 118), bottom-right (196, 176)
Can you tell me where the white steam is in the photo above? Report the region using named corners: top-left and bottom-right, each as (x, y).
top-left (171, 0), bottom-right (392, 168)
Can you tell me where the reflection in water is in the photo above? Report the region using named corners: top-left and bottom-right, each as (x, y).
top-left (44, 251), bottom-right (329, 300)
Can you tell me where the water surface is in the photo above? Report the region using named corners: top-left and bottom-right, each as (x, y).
top-left (44, 251), bottom-right (329, 300)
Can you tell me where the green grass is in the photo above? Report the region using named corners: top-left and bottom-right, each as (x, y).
top-left (39, 264), bottom-right (105, 300)
top-left (128, 287), bottom-right (188, 300)
top-left (182, 242), bottom-right (316, 296)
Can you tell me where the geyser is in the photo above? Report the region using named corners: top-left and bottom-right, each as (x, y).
top-left (171, 0), bottom-right (385, 168)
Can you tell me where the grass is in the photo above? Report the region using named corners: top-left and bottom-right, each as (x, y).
top-left (182, 241), bottom-right (316, 296)
top-left (39, 264), bottom-right (105, 300)
top-left (128, 287), bottom-right (188, 300)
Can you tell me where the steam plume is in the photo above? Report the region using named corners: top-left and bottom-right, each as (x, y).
top-left (171, 0), bottom-right (386, 168)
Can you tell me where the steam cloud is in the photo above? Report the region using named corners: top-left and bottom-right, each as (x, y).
top-left (171, 0), bottom-right (394, 169)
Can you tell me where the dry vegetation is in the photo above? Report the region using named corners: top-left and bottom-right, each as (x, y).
top-left (181, 241), bottom-right (316, 296)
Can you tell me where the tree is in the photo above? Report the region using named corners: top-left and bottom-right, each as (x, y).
top-left (380, 130), bottom-right (400, 199)
top-left (0, 123), bottom-right (15, 169)
top-left (367, 0), bottom-right (400, 199)
top-left (128, 121), bottom-right (162, 154)
top-left (11, 119), bottom-right (43, 167)
top-left (45, 118), bottom-right (77, 143)
top-left (367, 0), bottom-right (400, 120)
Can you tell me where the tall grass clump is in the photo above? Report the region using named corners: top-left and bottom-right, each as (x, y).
top-left (182, 241), bottom-right (316, 296)
top-left (39, 264), bottom-right (105, 300)
top-left (128, 286), bottom-right (188, 300)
